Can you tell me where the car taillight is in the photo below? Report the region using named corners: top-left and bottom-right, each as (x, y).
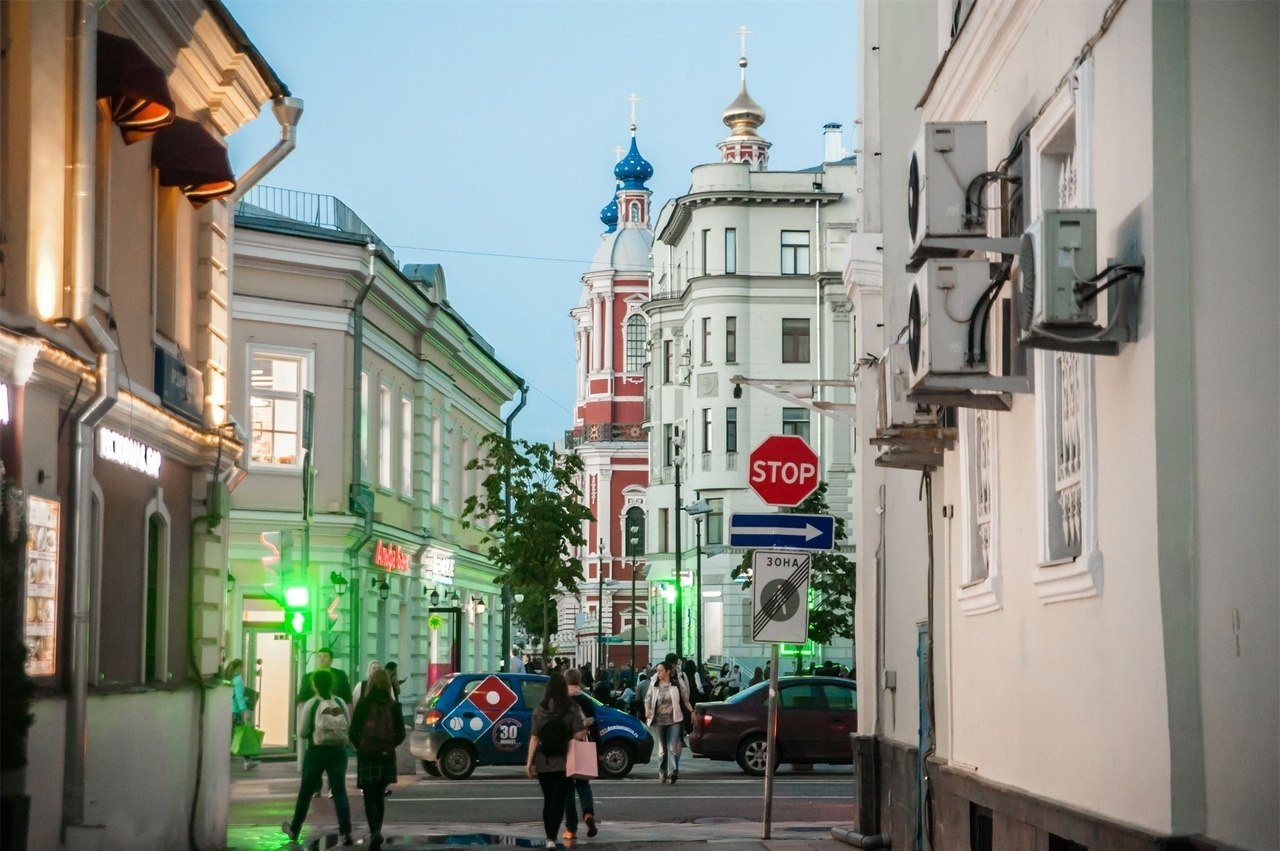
top-left (424, 709), bottom-right (443, 726)
top-left (700, 712), bottom-right (713, 728)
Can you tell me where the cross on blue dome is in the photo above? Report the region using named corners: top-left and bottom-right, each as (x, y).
top-left (613, 136), bottom-right (653, 189)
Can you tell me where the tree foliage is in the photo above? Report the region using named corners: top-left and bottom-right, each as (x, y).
top-left (729, 482), bottom-right (855, 647)
top-left (462, 434), bottom-right (594, 645)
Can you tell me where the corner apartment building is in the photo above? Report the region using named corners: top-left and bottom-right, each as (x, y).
top-left (229, 186), bottom-right (523, 753)
top-left (0, 2), bottom-right (293, 847)
top-left (643, 54), bottom-right (858, 674)
top-left (846, 2), bottom-right (1278, 849)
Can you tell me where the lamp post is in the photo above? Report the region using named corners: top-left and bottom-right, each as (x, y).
top-left (682, 500), bottom-right (712, 665)
top-left (628, 525), bottom-right (641, 674)
top-left (672, 430), bottom-right (683, 659)
top-left (597, 538), bottom-right (606, 669)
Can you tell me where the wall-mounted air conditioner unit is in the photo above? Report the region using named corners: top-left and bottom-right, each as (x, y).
top-left (905, 259), bottom-right (1020, 410)
top-left (1016, 208), bottom-right (1143, 355)
top-left (907, 122), bottom-right (988, 264)
top-left (878, 343), bottom-right (935, 433)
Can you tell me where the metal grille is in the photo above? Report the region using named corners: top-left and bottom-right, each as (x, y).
top-left (1055, 352), bottom-right (1083, 553)
top-left (235, 185), bottom-right (395, 260)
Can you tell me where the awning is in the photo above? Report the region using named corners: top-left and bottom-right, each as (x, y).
top-left (151, 117), bottom-right (237, 208)
top-left (97, 32), bottom-right (175, 144)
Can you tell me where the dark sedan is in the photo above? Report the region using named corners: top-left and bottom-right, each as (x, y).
top-left (689, 676), bottom-right (857, 775)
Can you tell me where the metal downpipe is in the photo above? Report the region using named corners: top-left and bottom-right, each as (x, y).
top-left (499, 384), bottom-right (529, 668)
top-left (227, 96), bottom-right (303, 203)
top-left (66, 2), bottom-right (119, 833)
top-left (346, 245), bottom-right (377, 677)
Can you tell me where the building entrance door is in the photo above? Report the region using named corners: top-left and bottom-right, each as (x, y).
top-left (245, 628), bottom-right (296, 751)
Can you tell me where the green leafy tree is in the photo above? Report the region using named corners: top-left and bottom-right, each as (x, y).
top-left (462, 434), bottom-right (594, 646)
top-left (730, 482), bottom-right (855, 649)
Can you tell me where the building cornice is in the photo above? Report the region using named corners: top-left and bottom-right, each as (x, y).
top-left (660, 190), bottom-right (845, 245)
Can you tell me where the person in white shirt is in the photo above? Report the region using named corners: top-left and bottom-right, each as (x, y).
top-left (509, 647), bottom-right (526, 673)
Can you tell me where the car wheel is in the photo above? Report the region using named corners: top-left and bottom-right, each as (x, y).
top-left (597, 741), bottom-right (634, 779)
top-left (437, 742), bottom-right (476, 780)
top-left (736, 734), bottom-right (773, 776)
top-left (421, 760), bottom-right (440, 777)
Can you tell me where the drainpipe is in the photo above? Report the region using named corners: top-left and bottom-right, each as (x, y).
top-left (346, 245), bottom-right (378, 677)
top-left (814, 198), bottom-right (824, 468)
top-left (499, 384), bottom-right (529, 668)
top-left (65, 3), bottom-right (119, 833)
top-left (227, 96), bottom-right (304, 203)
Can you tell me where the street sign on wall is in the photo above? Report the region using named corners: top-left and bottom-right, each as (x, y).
top-left (729, 512), bottom-right (835, 551)
top-left (751, 550), bottom-right (811, 644)
top-left (748, 434), bottom-right (820, 507)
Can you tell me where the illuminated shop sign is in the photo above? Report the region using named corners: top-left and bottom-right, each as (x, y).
top-left (97, 427), bottom-right (162, 478)
top-left (24, 496), bottom-right (60, 677)
top-left (0, 381), bottom-right (10, 425)
top-left (426, 549), bottom-right (455, 585)
top-left (373, 539), bottom-right (409, 572)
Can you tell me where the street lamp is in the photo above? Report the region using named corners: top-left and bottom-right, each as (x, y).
top-left (672, 429), bottom-right (684, 659)
top-left (683, 500), bottom-right (712, 665)
top-left (597, 537), bottom-right (606, 669)
top-left (627, 525), bottom-right (641, 675)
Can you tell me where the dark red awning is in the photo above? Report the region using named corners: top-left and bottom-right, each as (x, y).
top-left (151, 117), bottom-right (237, 208)
top-left (97, 32), bottom-right (175, 144)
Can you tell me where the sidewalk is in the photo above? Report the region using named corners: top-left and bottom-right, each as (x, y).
top-left (228, 760), bottom-right (859, 850)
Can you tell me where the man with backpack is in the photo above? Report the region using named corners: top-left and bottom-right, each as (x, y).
top-left (283, 669), bottom-right (353, 846)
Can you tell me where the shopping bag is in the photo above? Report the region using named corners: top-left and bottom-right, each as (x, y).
top-left (565, 738), bottom-right (598, 779)
top-left (231, 725), bottom-right (263, 757)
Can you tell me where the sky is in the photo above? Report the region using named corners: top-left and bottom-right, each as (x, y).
top-left (224, 0), bottom-right (858, 445)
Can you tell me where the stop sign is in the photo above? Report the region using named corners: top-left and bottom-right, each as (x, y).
top-left (748, 434), bottom-right (819, 507)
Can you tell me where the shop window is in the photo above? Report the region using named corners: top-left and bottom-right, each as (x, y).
top-left (249, 349), bottom-right (309, 468)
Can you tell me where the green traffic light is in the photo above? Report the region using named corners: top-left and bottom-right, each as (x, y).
top-left (284, 585), bottom-right (309, 608)
top-left (288, 610), bottom-right (310, 635)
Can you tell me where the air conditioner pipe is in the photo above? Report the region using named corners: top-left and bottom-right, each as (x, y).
top-left (228, 96), bottom-right (304, 203)
top-left (66, 3), bottom-right (119, 834)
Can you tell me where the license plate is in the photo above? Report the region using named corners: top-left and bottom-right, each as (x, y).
top-left (414, 714), bottom-right (424, 727)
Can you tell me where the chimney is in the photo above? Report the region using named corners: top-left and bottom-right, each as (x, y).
top-left (823, 122), bottom-right (845, 162)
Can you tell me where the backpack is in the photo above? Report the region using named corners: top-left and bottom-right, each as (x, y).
top-left (538, 710), bottom-right (572, 758)
top-left (312, 697), bottom-right (349, 746)
top-left (359, 702), bottom-right (397, 753)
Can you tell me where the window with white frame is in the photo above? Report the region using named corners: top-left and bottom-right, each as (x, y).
top-left (625, 314), bottom-right (647, 372)
top-left (379, 384), bottom-right (393, 489)
top-left (701, 229), bottom-right (709, 276)
top-left (958, 409), bottom-right (1001, 614)
top-left (701, 317), bottom-right (711, 364)
top-left (701, 408), bottom-right (712, 455)
top-left (782, 407), bottom-right (811, 443)
top-left (400, 395), bottom-right (413, 497)
top-left (725, 316), bottom-right (738, 362)
top-left (1031, 58), bottom-right (1102, 602)
top-left (725, 407), bottom-right (738, 454)
top-left (249, 350), bottom-right (308, 468)
top-left (780, 230), bottom-right (811, 275)
top-left (707, 497), bottom-right (724, 545)
top-left (458, 436), bottom-right (470, 512)
top-left (782, 318), bottom-right (811, 363)
top-left (724, 229), bottom-right (737, 274)
top-left (360, 371), bottom-right (370, 481)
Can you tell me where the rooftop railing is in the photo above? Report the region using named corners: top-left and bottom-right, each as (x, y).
top-left (234, 185), bottom-right (395, 261)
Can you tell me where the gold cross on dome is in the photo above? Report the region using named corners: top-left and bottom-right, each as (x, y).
top-left (735, 25), bottom-right (752, 58)
top-left (614, 145), bottom-right (625, 162)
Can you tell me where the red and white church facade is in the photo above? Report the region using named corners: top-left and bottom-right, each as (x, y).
top-left (558, 126), bottom-right (655, 673)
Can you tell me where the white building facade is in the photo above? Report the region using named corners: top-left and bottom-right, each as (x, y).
top-left (643, 56), bottom-right (858, 676)
top-left (846, 2), bottom-right (1278, 849)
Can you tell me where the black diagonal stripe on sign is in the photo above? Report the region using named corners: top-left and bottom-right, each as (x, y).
top-left (753, 560), bottom-right (810, 634)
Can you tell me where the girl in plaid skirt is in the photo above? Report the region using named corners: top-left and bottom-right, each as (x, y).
top-left (350, 668), bottom-right (405, 849)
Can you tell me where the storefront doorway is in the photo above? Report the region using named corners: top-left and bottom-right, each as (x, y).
top-left (242, 597), bottom-right (298, 752)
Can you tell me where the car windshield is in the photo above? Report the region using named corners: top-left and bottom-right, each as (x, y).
top-left (420, 675), bottom-right (454, 709)
top-left (725, 681), bottom-right (768, 703)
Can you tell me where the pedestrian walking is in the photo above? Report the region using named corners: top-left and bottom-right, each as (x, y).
top-left (525, 672), bottom-right (586, 850)
top-left (283, 669), bottom-right (354, 846)
top-left (750, 666), bottom-right (764, 686)
top-left (383, 661), bottom-right (405, 701)
top-left (351, 660), bottom-right (382, 705)
top-left (508, 646), bottom-right (526, 673)
top-left (226, 659), bottom-right (259, 769)
top-left (563, 669), bottom-right (599, 840)
top-left (728, 664), bottom-right (744, 695)
top-left (350, 668), bottom-right (405, 850)
top-left (644, 661), bottom-right (691, 784)
top-left (297, 646), bottom-right (353, 704)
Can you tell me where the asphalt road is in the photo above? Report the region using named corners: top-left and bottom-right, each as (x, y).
top-left (229, 756), bottom-right (857, 849)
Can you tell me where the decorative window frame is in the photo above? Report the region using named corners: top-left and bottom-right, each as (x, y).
top-left (378, 382), bottom-right (394, 491)
top-left (624, 312), bottom-right (648, 373)
top-left (246, 344), bottom-right (314, 471)
top-left (400, 393), bottom-right (414, 499)
top-left (1030, 58), bottom-right (1103, 603)
top-left (957, 409), bottom-right (1001, 614)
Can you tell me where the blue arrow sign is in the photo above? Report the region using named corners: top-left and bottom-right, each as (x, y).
top-left (729, 513), bottom-right (836, 551)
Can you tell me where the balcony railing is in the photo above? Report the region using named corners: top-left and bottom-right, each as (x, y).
top-left (234, 185), bottom-right (395, 261)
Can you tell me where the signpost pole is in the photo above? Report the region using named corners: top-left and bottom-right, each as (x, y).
top-left (762, 642), bottom-right (780, 839)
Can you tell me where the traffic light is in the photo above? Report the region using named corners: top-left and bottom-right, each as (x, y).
top-left (284, 583), bottom-right (311, 635)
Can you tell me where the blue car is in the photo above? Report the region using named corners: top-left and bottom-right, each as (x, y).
top-left (409, 672), bottom-right (654, 780)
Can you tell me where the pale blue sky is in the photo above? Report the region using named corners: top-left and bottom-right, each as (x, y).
top-left (225, 0), bottom-right (858, 445)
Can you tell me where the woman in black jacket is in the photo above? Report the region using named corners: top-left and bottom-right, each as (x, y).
top-left (350, 669), bottom-right (405, 850)
top-left (525, 672), bottom-right (586, 850)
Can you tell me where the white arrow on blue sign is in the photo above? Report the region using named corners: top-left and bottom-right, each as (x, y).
top-left (728, 513), bottom-right (836, 551)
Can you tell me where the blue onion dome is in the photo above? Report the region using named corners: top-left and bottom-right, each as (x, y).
top-left (614, 136), bottom-right (654, 189)
top-left (600, 190), bottom-right (619, 232)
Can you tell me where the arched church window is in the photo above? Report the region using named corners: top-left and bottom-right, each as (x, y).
top-left (629, 202), bottom-right (640, 222)
top-left (625, 314), bottom-right (647, 372)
